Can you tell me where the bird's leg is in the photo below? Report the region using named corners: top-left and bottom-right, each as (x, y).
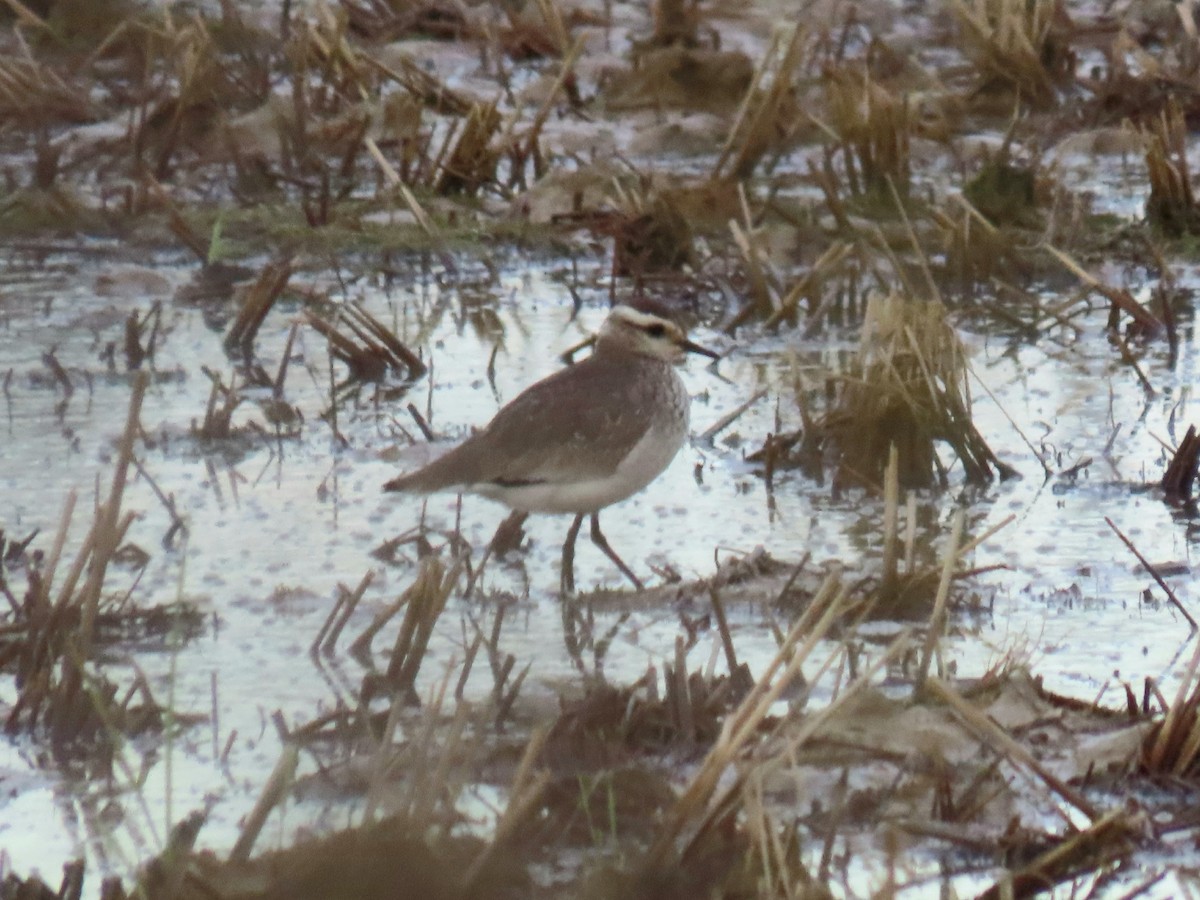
top-left (466, 510), bottom-right (529, 598)
top-left (488, 510), bottom-right (529, 557)
top-left (561, 513), bottom-right (585, 595)
top-left (589, 513), bottom-right (645, 591)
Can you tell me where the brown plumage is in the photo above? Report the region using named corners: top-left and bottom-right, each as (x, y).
top-left (385, 305), bottom-right (718, 591)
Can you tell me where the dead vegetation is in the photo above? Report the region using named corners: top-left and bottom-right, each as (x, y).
top-left (0, 375), bottom-right (201, 769)
top-left (948, 0), bottom-right (1075, 109)
top-left (752, 293), bottom-right (1015, 490)
top-left (5, 0), bottom-right (1200, 895)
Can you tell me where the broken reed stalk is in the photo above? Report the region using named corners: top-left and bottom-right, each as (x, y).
top-left (362, 691), bottom-right (407, 824)
top-left (311, 570), bottom-right (374, 655)
top-left (880, 445), bottom-right (900, 596)
top-left (712, 26), bottom-right (804, 182)
top-left (363, 666), bottom-right (472, 827)
top-left (305, 303), bottom-right (426, 382)
top-left (676, 625), bottom-right (916, 879)
top-left (640, 573), bottom-right (846, 870)
top-left (363, 135), bottom-right (457, 275)
top-left (1161, 424), bottom-right (1200, 498)
top-left (77, 371), bottom-right (148, 654)
top-left (914, 507), bottom-right (965, 693)
top-left (461, 727), bottom-right (551, 892)
top-left (514, 36), bottom-right (584, 172)
top-left (698, 387), bottom-right (767, 445)
top-left (1143, 99), bottom-right (1200, 236)
top-left (1105, 516), bottom-right (1196, 631)
top-left (195, 368), bottom-right (242, 439)
top-left (707, 586), bottom-right (740, 681)
top-left (1045, 245), bottom-right (1163, 336)
top-left (729, 209), bottom-right (775, 317)
top-left (531, 0), bottom-right (571, 54)
top-left (493, 658), bottom-right (531, 729)
top-left (386, 556), bottom-right (463, 693)
top-left (360, 51), bottom-right (473, 117)
top-left (228, 743), bottom-right (300, 862)
top-left (145, 177), bottom-right (209, 263)
top-left (1144, 624), bottom-right (1200, 773)
top-left (41, 490), bottom-right (78, 608)
top-left (976, 807), bottom-right (1134, 900)
top-left (224, 257), bottom-right (293, 354)
top-left (925, 677), bottom-right (1098, 820)
top-left (0, 0), bottom-right (46, 28)
top-left (759, 242), bottom-right (854, 331)
top-left (273, 320), bottom-right (300, 396)
top-left (407, 684), bottom-right (471, 823)
top-left (668, 637), bottom-right (695, 742)
top-left (351, 588), bottom-right (410, 659)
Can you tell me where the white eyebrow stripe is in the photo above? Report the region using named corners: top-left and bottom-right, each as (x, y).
top-left (610, 306), bottom-right (670, 328)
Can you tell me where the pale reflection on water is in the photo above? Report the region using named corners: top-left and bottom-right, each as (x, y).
top-left (1, 247), bottom-right (1198, 887)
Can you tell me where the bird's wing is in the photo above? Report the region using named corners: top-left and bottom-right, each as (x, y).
top-left (389, 356), bottom-right (657, 493)
top-left (461, 356), bottom-right (658, 485)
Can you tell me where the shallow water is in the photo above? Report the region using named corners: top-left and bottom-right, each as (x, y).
top-left (2, 233), bottom-right (1199, 888)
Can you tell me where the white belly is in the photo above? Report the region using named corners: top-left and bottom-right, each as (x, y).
top-left (472, 419), bottom-right (687, 514)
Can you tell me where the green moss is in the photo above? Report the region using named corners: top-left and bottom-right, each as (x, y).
top-left (963, 160), bottom-right (1037, 227)
top-left (177, 198), bottom-right (566, 261)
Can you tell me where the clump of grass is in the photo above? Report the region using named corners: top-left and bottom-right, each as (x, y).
top-left (948, 0), bottom-right (1074, 109)
top-left (0, 375), bottom-right (173, 765)
top-left (128, 687), bottom-right (537, 899)
top-left (0, 56), bottom-right (95, 124)
top-left (933, 195), bottom-right (1028, 295)
top-left (539, 642), bottom-right (752, 769)
top-left (712, 25), bottom-right (807, 182)
top-left (962, 150), bottom-right (1038, 227)
top-left (433, 99), bottom-right (501, 196)
top-left (820, 293), bottom-right (1014, 489)
top-left (1143, 99), bottom-right (1200, 237)
top-left (606, 183), bottom-right (696, 279)
top-left (1142, 635), bottom-right (1200, 776)
top-left (603, 45), bottom-right (754, 114)
top-left (823, 64), bottom-right (912, 206)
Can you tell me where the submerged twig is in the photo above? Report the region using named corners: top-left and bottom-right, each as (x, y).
top-left (1106, 516), bottom-right (1197, 632)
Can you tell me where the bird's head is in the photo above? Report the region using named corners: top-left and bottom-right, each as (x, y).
top-left (598, 305), bottom-right (720, 364)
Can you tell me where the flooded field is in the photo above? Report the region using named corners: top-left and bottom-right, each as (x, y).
top-left (3, 0), bottom-right (1200, 897)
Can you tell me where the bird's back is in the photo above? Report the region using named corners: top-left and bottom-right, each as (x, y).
top-left (384, 348), bottom-right (688, 512)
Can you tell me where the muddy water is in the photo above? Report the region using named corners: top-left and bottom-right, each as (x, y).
top-left (1, 244), bottom-right (1197, 884)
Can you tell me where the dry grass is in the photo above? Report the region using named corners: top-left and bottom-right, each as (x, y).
top-left (0, 56), bottom-right (95, 123)
top-left (0, 375), bottom-right (176, 765)
top-left (1142, 99), bottom-right (1200, 236)
top-left (948, 0), bottom-right (1074, 108)
top-left (823, 65), bottom-right (911, 204)
top-left (224, 256), bottom-right (294, 354)
top-left (306, 301), bottom-right (427, 385)
top-left (818, 293), bottom-right (1014, 489)
top-left (2, 0), bottom-right (1199, 895)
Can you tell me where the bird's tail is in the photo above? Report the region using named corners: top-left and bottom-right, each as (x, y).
top-left (382, 471), bottom-right (427, 493)
top-left (382, 446), bottom-right (473, 494)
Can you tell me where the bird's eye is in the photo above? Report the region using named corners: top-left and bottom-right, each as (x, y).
top-left (645, 323), bottom-right (667, 338)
